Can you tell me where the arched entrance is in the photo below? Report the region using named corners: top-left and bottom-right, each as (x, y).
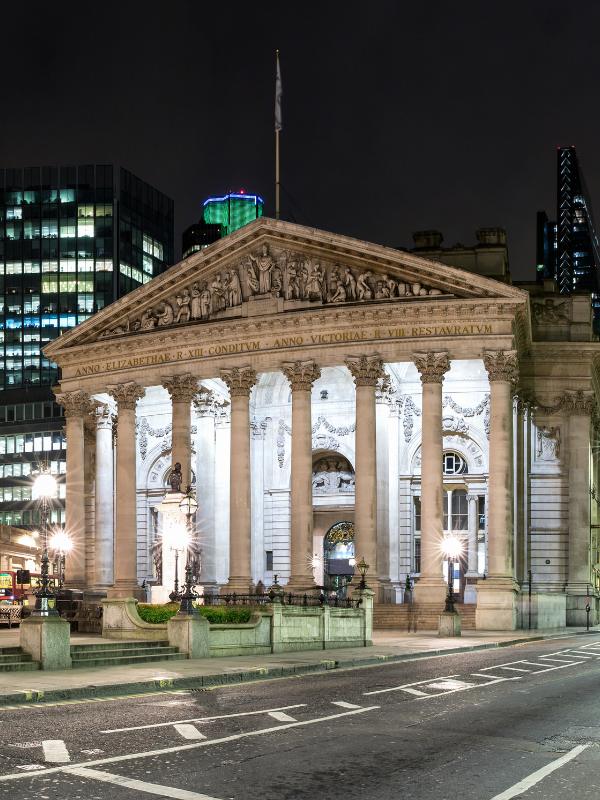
top-left (323, 521), bottom-right (355, 597)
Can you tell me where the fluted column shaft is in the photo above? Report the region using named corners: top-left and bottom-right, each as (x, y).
top-left (412, 352), bottom-right (450, 606)
top-left (108, 382), bottom-right (144, 598)
top-left (466, 494), bottom-right (478, 576)
top-left (94, 403), bottom-right (114, 588)
top-left (346, 356), bottom-right (386, 589)
top-left (565, 393), bottom-right (594, 592)
top-left (283, 361), bottom-right (320, 589)
top-left (194, 389), bottom-right (218, 590)
top-left (56, 391), bottom-right (91, 588)
top-left (164, 374), bottom-right (198, 490)
top-left (221, 367), bottom-right (256, 593)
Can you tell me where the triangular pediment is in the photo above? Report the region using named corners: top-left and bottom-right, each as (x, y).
top-left (45, 218), bottom-right (528, 358)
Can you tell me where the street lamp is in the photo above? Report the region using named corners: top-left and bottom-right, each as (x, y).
top-left (441, 535), bottom-right (463, 613)
top-left (31, 471), bottom-right (58, 616)
top-left (168, 521), bottom-right (190, 602)
top-left (48, 530), bottom-right (73, 589)
top-left (179, 485), bottom-right (198, 582)
top-left (357, 557), bottom-right (370, 590)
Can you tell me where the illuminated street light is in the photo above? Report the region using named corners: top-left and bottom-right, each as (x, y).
top-left (441, 535), bottom-right (463, 613)
top-left (168, 521), bottom-right (190, 602)
top-left (49, 530), bottom-right (73, 589)
top-left (31, 471), bottom-right (58, 616)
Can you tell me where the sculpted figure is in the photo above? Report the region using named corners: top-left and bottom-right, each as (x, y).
top-left (210, 274), bottom-right (226, 314)
top-left (200, 282), bottom-right (211, 319)
top-left (397, 281), bottom-right (407, 296)
top-left (344, 268), bottom-right (357, 300)
top-left (169, 462), bottom-right (183, 493)
top-left (537, 426), bottom-right (560, 460)
top-left (249, 244), bottom-right (275, 294)
top-left (226, 268), bottom-right (243, 306)
top-left (375, 281), bottom-right (388, 299)
top-left (271, 265), bottom-right (283, 297)
top-left (191, 283), bottom-right (202, 319)
top-left (246, 260), bottom-right (260, 295)
top-left (286, 263), bottom-right (300, 300)
top-left (175, 288), bottom-right (191, 323)
top-left (157, 301), bottom-right (174, 326)
top-left (306, 262), bottom-right (325, 301)
top-left (383, 274), bottom-right (398, 297)
top-left (357, 271), bottom-right (373, 300)
top-left (328, 280), bottom-right (347, 304)
top-left (298, 261), bottom-right (309, 298)
top-left (140, 308), bottom-right (156, 329)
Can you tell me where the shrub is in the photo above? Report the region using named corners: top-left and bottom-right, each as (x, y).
top-left (136, 603), bottom-right (253, 625)
top-left (137, 603), bottom-right (179, 624)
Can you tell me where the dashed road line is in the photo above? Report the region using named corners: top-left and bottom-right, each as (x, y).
top-left (173, 724), bottom-right (207, 741)
top-left (66, 766), bottom-right (223, 799)
top-left (42, 740), bottom-right (70, 763)
top-left (363, 674), bottom-right (460, 696)
top-left (488, 744), bottom-right (588, 800)
top-left (331, 701), bottom-right (362, 709)
top-left (267, 711), bottom-right (297, 722)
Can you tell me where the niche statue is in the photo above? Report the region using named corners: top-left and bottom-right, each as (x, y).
top-left (169, 462), bottom-right (183, 493)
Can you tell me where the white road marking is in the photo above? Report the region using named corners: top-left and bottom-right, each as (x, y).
top-left (364, 674), bottom-right (460, 696)
top-left (470, 674), bottom-right (520, 682)
top-left (0, 706), bottom-right (379, 784)
top-left (173, 724), bottom-right (207, 741)
top-left (488, 744), bottom-right (588, 800)
top-left (16, 765), bottom-right (44, 771)
top-left (401, 687), bottom-right (429, 697)
top-left (331, 701), bottom-right (362, 709)
top-left (538, 657), bottom-right (580, 664)
top-left (496, 666), bottom-right (536, 672)
top-left (426, 679), bottom-right (475, 691)
top-left (42, 740), bottom-right (70, 763)
top-left (66, 766), bottom-right (223, 800)
top-left (101, 703), bottom-right (307, 733)
top-left (267, 711), bottom-right (297, 722)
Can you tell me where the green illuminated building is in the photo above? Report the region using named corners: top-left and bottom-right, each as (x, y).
top-left (182, 191), bottom-right (263, 258)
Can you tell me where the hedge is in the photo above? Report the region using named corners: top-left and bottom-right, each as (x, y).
top-left (137, 603), bottom-right (253, 625)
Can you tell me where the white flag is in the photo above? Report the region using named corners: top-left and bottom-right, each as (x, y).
top-left (275, 53), bottom-right (282, 131)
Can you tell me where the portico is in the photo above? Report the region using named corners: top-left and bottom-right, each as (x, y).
top-left (44, 218), bottom-right (600, 630)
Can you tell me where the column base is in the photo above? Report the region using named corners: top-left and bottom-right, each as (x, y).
top-left (221, 578), bottom-right (253, 596)
top-left (413, 577), bottom-right (447, 608)
top-left (286, 575), bottom-right (319, 595)
top-left (108, 582), bottom-right (146, 601)
top-left (476, 579), bottom-right (519, 630)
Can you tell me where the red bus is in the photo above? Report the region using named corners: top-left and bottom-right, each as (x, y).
top-left (0, 571), bottom-right (57, 603)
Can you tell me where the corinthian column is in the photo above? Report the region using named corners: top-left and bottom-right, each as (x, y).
top-left (220, 367), bottom-right (257, 593)
top-left (412, 352), bottom-right (450, 606)
top-left (282, 360), bottom-right (321, 591)
top-left (193, 388), bottom-right (218, 592)
top-left (477, 350), bottom-right (519, 630)
top-left (346, 355), bottom-right (386, 594)
top-left (107, 381), bottom-right (145, 598)
top-left (56, 390), bottom-right (92, 589)
top-left (94, 402), bottom-right (115, 588)
top-left (163, 373), bottom-right (199, 490)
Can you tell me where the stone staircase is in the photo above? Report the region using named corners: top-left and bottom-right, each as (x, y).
top-left (70, 640), bottom-right (186, 668)
top-left (0, 646), bottom-right (40, 672)
top-left (374, 603), bottom-right (477, 631)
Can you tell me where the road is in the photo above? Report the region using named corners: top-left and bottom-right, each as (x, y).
top-left (1, 633), bottom-right (600, 799)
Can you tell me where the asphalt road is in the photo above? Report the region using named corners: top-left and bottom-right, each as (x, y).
top-left (2, 634), bottom-right (600, 800)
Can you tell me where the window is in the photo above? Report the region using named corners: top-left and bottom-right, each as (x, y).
top-left (478, 496), bottom-right (486, 530)
top-left (443, 489), bottom-right (468, 532)
top-left (413, 496), bottom-right (421, 531)
top-left (443, 451), bottom-right (467, 475)
top-left (265, 551), bottom-right (273, 571)
top-left (414, 538), bottom-right (421, 573)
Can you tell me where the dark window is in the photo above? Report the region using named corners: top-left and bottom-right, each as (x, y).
top-left (414, 539), bottom-right (421, 574)
top-left (413, 496), bottom-right (421, 531)
top-left (265, 551), bottom-right (273, 571)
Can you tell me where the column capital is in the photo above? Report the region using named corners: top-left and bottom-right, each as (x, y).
top-left (220, 366), bottom-right (257, 397)
top-left (163, 373), bottom-right (199, 403)
top-left (55, 390), bottom-right (93, 418)
top-left (282, 360), bottom-right (321, 391)
top-left (559, 389), bottom-right (595, 417)
top-left (345, 354), bottom-right (385, 386)
top-left (413, 352), bottom-right (450, 384)
top-left (107, 381), bottom-right (145, 410)
top-left (483, 350), bottom-right (519, 384)
top-left (193, 387), bottom-right (222, 417)
top-left (375, 374), bottom-right (396, 404)
top-left (94, 402), bottom-right (114, 430)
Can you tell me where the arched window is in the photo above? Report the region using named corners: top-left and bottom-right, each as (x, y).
top-left (443, 451), bottom-right (467, 476)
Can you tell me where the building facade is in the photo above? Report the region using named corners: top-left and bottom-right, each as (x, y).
top-left (45, 219), bottom-right (600, 630)
top-left (0, 165), bottom-right (174, 528)
top-left (182, 191), bottom-right (263, 258)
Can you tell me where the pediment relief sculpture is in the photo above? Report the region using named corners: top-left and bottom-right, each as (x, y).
top-left (99, 243), bottom-right (447, 340)
top-left (312, 455), bottom-right (355, 494)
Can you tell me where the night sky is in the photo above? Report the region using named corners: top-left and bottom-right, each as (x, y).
top-left (2, 1), bottom-right (599, 279)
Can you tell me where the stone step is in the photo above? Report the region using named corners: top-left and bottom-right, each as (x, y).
top-left (0, 646), bottom-right (29, 656)
top-left (0, 661), bottom-right (40, 672)
top-left (374, 603), bottom-right (477, 630)
top-left (0, 652), bottom-right (34, 664)
top-left (70, 640), bottom-right (171, 653)
top-left (71, 652), bottom-right (186, 669)
top-left (70, 645), bottom-right (180, 661)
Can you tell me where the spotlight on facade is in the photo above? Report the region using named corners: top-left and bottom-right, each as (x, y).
top-left (32, 472), bottom-right (58, 501)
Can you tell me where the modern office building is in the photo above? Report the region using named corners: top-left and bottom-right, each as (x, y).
top-left (0, 165), bottom-right (174, 534)
top-left (536, 146), bottom-right (600, 328)
top-left (182, 191), bottom-right (263, 258)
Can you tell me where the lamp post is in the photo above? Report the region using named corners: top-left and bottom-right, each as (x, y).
top-left (49, 530), bottom-right (73, 589)
top-left (179, 484), bottom-right (198, 581)
top-left (168, 522), bottom-right (190, 602)
top-left (31, 471), bottom-right (58, 616)
top-left (357, 557), bottom-right (370, 590)
top-left (441, 535), bottom-right (463, 613)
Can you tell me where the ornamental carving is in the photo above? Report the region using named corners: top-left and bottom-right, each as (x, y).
top-left (483, 350), bottom-right (519, 384)
top-left (536, 426), bottom-right (560, 461)
top-left (312, 456), bottom-right (355, 494)
top-left (559, 390), bottom-right (595, 416)
top-left (138, 418), bottom-right (172, 461)
top-left (220, 366), bottom-right (257, 397)
top-left (277, 415), bottom-right (356, 468)
top-left (107, 381), bottom-right (145, 410)
top-left (55, 390), bottom-right (92, 418)
top-left (413, 352), bottom-right (450, 384)
top-left (532, 299), bottom-right (569, 324)
top-left (193, 388), bottom-right (230, 418)
top-left (98, 243), bottom-right (447, 339)
top-left (345, 355), bottom-right (385, 386)
top-left (163, 373), bottom-right (199, 403)
top-left (95, 402), bottom-right (114, 431)
top-left (282, 360), bottom-right (321, 391)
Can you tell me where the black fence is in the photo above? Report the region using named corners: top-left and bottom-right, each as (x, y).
top-left (202, 591), bottom-right (362, 609)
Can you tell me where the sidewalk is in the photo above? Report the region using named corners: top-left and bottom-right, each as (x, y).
top-left (0, 626), bottom-right (597, 706)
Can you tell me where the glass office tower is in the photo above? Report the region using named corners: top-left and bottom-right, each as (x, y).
top-left (0, 165), bottom-right (174, 530)
top-left (182, 191), bottom-right (263, 258)
top-left (537, 147), bottom-right (600, 328)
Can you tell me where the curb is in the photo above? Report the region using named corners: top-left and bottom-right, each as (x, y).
top-left (0, 631), bottom-right (578, 707)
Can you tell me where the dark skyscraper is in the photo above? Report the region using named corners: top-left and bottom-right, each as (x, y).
top-left (537, 147), bottom-right (600, 327)
top-left (0, 164), bottom-right (174, 529)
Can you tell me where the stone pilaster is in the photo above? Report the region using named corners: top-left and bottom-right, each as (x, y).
top-left (412, 352), bottom-right (450, 606)
top-left (94, 403), bottom-right (115, 589)
top-left (463, 493), bottom-right (480, 604)
top-left (282, 360), bottom-right (321, 591)
top-left (346, 355), bottom-right (386, 594)
top-left (107, 381), bottom-right (145, 598)
top-left (55, 390), bottom-right (92, 589)
top-left (163, 373), bottom-right (199, 490)
top-left (220, 367), bottom-right (257, 593)
top-left (476, 350), bottom-right (519, 630)
top-left (193, 388), bottom-right (218, 592)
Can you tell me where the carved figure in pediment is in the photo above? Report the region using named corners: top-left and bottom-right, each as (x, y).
top-left (271, 265), bottom-right (283, 297)
top-left (298, 261), bottom-right (309, 298)
top-left (357, 271), bottom-right (373, 300)
top-left (383, 275), bottom-right (398, 297)
top-left (191, 283), bottom-right (202, 319)
top-left (140, 308), bottom-right (156, 329)
top-left (200, 283), bottom-right (211, 319)
top-left (328, 280), bottom-right (347, 304)
top-left (306, 261), bottom-right (325, 301)
top-left (344, 268), bottom-right (357, 300)
top-left (537, 425), bottom-right (560, 460)
top-left (411, 282), bottom-right (427, 296)
top-left (375, 280), bottom-right (389, 299)
top-left (210, 274), bottom-right (226, 314)
top-left (157, 301), bottom-right (174, 326)
top-left (175, 288), bottom-right (191, 323)
top-left (225, 269), bottom-right (243, 307)
top-left (329, 266), bottom-right (341, 293)
top-left (246, 259), bottom-right (260, 295)
top-left (285, 262), bottom-right (300, 300)
top-left (249, 243), bottom-right (275, 294)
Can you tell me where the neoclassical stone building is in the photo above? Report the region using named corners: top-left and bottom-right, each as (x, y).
top-left (45, 219), bottom-right (600, 630)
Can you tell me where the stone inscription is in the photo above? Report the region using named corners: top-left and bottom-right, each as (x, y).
top-left (73, 323), bottom-right (494, 377)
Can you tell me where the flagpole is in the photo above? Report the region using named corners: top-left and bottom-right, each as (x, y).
top-left (275, 49), bottom-right (281, 220)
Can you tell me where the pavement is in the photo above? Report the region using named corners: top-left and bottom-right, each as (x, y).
top-left (0, 625), bottom-right (597, 706)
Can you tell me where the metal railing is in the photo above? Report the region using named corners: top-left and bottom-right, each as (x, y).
top-left (201, 591), bottom-right (362, 609)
